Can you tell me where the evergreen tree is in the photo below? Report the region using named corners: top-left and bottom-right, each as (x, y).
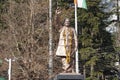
top-left (76, 0), bottom-right (116, 79)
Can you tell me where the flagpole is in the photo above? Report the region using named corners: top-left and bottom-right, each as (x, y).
top-left (75, 1), bottom-right (79, 73)
top-left (49, 0), bottom-right (53, 79)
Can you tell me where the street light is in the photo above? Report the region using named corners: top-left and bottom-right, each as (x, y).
top-left (5, 58), bottom-right (15, 80)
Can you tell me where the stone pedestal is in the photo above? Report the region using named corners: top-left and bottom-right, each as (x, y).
top-left (54, 73), bottom-right (84, 80)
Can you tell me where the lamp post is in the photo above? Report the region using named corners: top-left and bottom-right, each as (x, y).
top-left (116, 0), bottom-right (120, 66)
top-left (116, 0), bottom-right (120, 47)
top-left (115, 0), bottom-right (120, 79)
top-left (5, 58), bottom-right (15, 80)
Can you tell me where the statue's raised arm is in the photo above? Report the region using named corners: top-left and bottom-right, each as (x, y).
top-left (54, 7), bottom-right (62, 31)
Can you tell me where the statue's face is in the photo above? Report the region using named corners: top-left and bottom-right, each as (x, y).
top-left (64, 18), bottom-right (70, 27)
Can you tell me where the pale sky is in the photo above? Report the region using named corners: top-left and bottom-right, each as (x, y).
top-left (102, 0), bottom-right (120, 33)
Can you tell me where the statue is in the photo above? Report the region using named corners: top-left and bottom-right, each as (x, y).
top-left (55, 8), bottom-right (78, 73)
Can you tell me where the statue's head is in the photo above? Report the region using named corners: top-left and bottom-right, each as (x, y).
top-left (64, 18), bottom-right (70, 27)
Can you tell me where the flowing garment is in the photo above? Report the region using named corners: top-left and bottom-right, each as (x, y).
top-left (56, 27), bottom-right (77, 72)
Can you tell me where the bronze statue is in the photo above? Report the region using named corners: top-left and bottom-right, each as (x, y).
top-left (55, 8), bottom-right (78, 73)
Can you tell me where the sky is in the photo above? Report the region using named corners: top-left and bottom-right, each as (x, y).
top-left (102, 0), bottom-right (120, 33)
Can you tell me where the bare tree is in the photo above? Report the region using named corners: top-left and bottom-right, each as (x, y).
top-left (1, 0), bottom-right (49, 79)
top-left (0, 0), bottom-right (74, 79)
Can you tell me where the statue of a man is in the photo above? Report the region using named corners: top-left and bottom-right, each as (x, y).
top-left (55, 8), bottom-right (78, 73)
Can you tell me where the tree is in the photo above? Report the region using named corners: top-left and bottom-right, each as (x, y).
top-left (76, 0), bottom-right (116, 79)
top-left (0, 0), bottom-right (49, 79)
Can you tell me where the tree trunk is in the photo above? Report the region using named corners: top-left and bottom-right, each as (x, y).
top-left (90, 64), bottom-right (94, 78)
top-left (83, 65), bottom-right (86, 79)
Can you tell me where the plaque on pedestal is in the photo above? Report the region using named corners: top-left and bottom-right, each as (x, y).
top-left (54, 73), bottom-right (84, 80)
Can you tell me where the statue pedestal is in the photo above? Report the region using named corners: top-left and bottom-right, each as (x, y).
top-left (54, 73), bottom-right (84, 80)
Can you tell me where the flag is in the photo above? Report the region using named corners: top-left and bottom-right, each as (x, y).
top-left (74, 0), bottom-right (87, 9)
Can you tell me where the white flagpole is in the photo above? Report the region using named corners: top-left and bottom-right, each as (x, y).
top-left (75, 1), bottom-right (79, 73)
top-left (49, 0), bottom-right (53, 79)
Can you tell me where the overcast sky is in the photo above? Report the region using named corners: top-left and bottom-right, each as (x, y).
top-left (102, 0), bottom-right (120, 33)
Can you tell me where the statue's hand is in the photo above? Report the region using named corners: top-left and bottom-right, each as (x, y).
top-left (55, 7), bottom-right (61, 15)
top-left (71, 48), bottom-right (77, 57)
